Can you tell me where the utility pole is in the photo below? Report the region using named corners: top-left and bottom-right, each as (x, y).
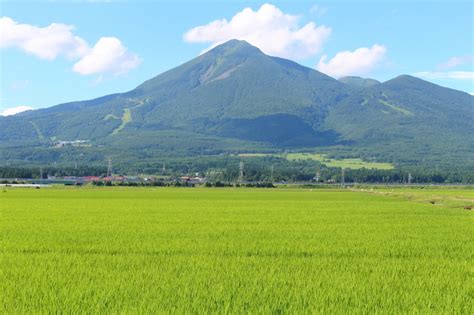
top-left (341, 168), bottom-right (345, 187)
top-left (39, 166), bottom-right (43, 184)
top-left (239, 161), bottom-right (244, 183)
top-left (270, 164), bottom-right (274, 183)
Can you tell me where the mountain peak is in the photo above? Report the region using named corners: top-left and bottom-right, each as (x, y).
top-left (206, 39), bottom-right (263, 57)
top-left (383, 74), bottom-right (440, 89)
top-left (219, 39), bottom-right (251, 47)
top-left (391, 74), bottom-right (420, 81)
top-left (382, 74), bottom-right (473, 96)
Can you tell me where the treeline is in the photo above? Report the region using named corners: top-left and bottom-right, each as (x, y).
top-left (216, 165), bottom-right (474, 184)
top-left (89, 181), bottom-right (276, 188)
top-left (0, 166), bottom-right (107, 179)
top-left (1, 158), bottom-right (473, 184)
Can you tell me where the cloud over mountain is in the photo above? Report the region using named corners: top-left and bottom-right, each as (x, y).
top-left (437, 55), bottom-right (473, 70)
top-left (183, 3), bottom-right (331, 60)
top-left (73, 37), bottom-right (141, 75)
top-left (1, 105), bottom-right (34, 116)
top-left (316, 44), bottom-right (387, 78)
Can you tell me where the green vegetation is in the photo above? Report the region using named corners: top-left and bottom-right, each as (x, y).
top-left (111, 108), bottom-right (132, 135)
top-left (362, 187), bottom-right (474, 209)
top-left (284, 153), bottom-right (395, 170)
top-left (104, 114), bottom-right (120, 121)
top-left (238, 152), bottom-right (394, 170)
top-left (325, 75), bottom-right (473, 169)
top-left (1, 41), bottom-right (472, 169)
top-left (29, 121), bottom-right (44, 140)
top-left (2, 154), bottom-right (474, 184)
top-left (377, 99), bottom-right (414, 116)
top-left (338, 76), bottom-right (380, 88)
top-left (1, 187), bottom-right (472, 313)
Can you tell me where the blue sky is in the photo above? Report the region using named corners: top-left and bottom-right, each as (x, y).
top-left (1, 0), bottom-right (473, 114)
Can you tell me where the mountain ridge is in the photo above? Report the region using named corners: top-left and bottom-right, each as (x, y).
top-left (1, 40), bottom-right (473, 168)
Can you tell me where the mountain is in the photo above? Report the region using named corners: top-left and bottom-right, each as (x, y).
top-left (338, 76), bottom-right (380, 88)
top-left (2, 40), bottom-right (348, 145)
top-left (325, 75), bottom-right (474, 165)
top-left (1, 40), bottom-right (473, 168)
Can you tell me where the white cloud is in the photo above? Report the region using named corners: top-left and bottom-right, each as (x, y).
top-left (183, 3), bottom-right (331, 60)
top-left (0, 17), bottom-right (140, 76)
top-left (413, 71), bottom-right (474, 80)
top-left (437, 55), bottom-right (473, 70)
top-left (1, 105), bottom-right (34, 116)
top-left (316, 44), bottom-right (387, 78)
top-left (73, 37), bottom-right (141, 75)
top-left (0, 17), bottom-right (88, 60)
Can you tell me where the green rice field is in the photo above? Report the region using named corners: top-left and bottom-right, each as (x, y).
top-left (284, 153), bottom-right (395, 169)
top-left (238, 152), bottom-right (394, 169)
top-left (1, 187), bottom-right (472, 313)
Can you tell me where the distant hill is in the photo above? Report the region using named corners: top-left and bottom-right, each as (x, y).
top-left (325, 75), bottom-right (473, 166)
top-left (1, 40), bottom-right (473, 169)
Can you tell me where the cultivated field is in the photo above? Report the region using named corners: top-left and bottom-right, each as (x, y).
top-left (1, 187), bottom-right (472, 313)
top-left (284, 153), bottom-right (394, 169)
top-left (238, 152), bottom-right (394, 169)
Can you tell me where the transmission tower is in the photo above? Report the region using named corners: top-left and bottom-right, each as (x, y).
top-left (408, 172), bottom-right (412, 185)
top-left (341, 168), bottom-right (345, 187)
top-left (239, 161), bottom-right (244, 182)
top-left (107, 158), bottom-right (112, 177)
top-left (315, 169), bottom-right (321, 182)
top-left (162, 162), bottom-right (166, 172)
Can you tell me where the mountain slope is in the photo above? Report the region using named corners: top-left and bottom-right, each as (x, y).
top-left (6, 40), bottom-right (349, 146)
top-left (324, 75), bottom-right (473, 165)
top-left (1, 40), bottom-right (473, 168)
top-left (338, 76), bottom-right (380, 88)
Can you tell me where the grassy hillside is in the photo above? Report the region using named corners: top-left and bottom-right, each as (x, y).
top-left (238, 152), bottom-right (394, 170)
top-left (324, 75), bottom-right (474, 167)
top-left (284, 153), bottom-right (394, 170)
